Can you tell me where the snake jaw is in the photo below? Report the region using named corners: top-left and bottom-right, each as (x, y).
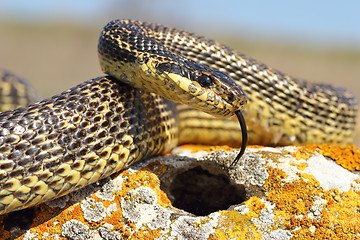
top-left (167, 69), bottom-right (246, 118)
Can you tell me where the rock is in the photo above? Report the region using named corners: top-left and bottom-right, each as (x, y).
top-left (0, 144), bottom-right (359, 239)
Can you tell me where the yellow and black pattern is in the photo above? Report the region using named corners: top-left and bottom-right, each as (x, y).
top-left (0, 19), bottom-right (357, 214)
top-left (0, 69), bottom-right (40, 112)
top-left (98, 20), bottom-right (247, 119)
top-left (0, 77), bottom-right (178, 214)
top-left (129, 20), bottom-right (357, 145)
top-left (0, 20), bottom-right (249, 215)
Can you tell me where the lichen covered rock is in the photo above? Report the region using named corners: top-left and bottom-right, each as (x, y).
top-left (0, 144), bottom-right (359, 239)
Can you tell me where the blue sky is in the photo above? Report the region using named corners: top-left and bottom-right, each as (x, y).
top-left (0, 0), bottom-right (359, 49)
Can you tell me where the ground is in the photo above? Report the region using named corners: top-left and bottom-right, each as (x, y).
top-left (0, 144), bottom-right (359, 239)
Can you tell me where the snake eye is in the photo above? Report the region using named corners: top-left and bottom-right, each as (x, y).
top-left (197, 75), bottom-right (212, 87)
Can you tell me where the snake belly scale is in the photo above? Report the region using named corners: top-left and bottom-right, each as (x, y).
top-left (0, 19), bottom-right (357, 215)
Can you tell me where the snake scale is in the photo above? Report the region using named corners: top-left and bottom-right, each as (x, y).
top-left (0, 19), bottom-right (357, 215)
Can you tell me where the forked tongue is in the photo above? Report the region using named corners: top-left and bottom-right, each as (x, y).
top-left (230, 110), bottom-right (247, 168)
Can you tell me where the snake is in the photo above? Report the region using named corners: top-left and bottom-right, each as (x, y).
top-left (0, 19), bottom-right (357, 215)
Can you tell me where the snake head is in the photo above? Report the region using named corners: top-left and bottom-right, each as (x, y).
top-left (196, 66), bottom-right (247, 117)
top-left (98, 19), bottom-right (247, 119)
top-left (156, 58), bottom-right (247, 119)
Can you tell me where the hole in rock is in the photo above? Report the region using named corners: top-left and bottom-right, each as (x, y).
top-left (167, 166), bottom-right (246, 216)
top-left (4, 207), bottom-right (35, 233)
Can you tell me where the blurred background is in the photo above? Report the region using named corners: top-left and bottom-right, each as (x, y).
top-left (0, 0), bottom-right (359, 99)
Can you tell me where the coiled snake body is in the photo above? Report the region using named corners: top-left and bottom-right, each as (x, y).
top-left (0, 19), bottom-right (357, 215)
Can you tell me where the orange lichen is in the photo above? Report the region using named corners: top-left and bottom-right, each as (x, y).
top-left (0, 166), bottom-right (173, 239)
top-left (121, 168), bottom-right (172, 208)
top-left (214, 210), bottom-right (262, 239)
top-left (296, 162), bottom-right (308, 171)
top-left (291, 145), bottom-right (317, 160)
top-left (291, 144), bottom-right (360, 171)
top-left (0, 229), bottom-right (10, 240)
top-left (179, 144), bottom-right (234, 153)
top-left (1, 145), bottom-right (359, 239)
top-left (131, 226), bottom-right (162, 239)
top-left (264, 166), bottom-right (360, 239)
top-left (300, 172), bottom-right (317, 181)
top-left (25, 200), bottom-right (93, 239)
top-left (245, 197), bottom-right (266, 218)
top-left (289, 160), bottom-right (309, 171)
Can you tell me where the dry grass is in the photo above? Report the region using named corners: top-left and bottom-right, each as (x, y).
top-left (1, 21), bottom-right (360, 101)
top-left (0, 21), bottom-right (102, 97)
